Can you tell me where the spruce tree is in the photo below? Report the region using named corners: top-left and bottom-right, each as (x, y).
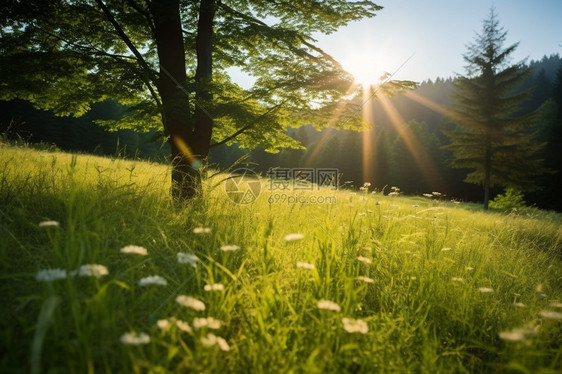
top-left (443, 9), bottom-right (545, 209)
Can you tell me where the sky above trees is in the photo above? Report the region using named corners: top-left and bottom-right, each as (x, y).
top-left (321, 0), bottom-right (562, 82)
top-left (231, 0), bottom-right (562, 87)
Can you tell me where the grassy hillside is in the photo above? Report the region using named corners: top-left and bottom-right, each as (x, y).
top-left (1, 143), bottom-right (561, 373)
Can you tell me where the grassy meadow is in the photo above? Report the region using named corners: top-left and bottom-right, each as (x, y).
top-left (1, 142), bottom-right (561, 373)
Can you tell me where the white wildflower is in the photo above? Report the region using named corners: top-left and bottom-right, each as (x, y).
top-left (451, 277), bottom-right (464, 283)
top-left (201, 333), bottom-right (230, 351)
top-left (514, 302), bottom-right (526, 308)
top-left (157, 319), bottom-right (171, 330)
top-left (441, 247), bottom-right (452, 252)
top-left (220, 245), bottom-right (240, 252)
top-left (539, 310), bottom-right (562, 320)
top-left (296, 262), bottom-right (315, 270)
top-left (423, 193), bottom-right (433, 198)
top-left (357, 256), bottom-right (372, 264)
top-left (283, 233), bottom-right (304, 242)
top-left (77, 264), bottom-right (108, 278)
top-left (35, 268), bottom-right (67, 282)
top-left (193, 317), bottom-right (222, 330)
top-left (478, 287), bottom-right (494, 294)
top-left (317, 300), bottom-right (341, 312)
top-left (177, 252), bottom-right (198, 267)
top-left (120, 332), bottom-right (150, 345)
top-left (120, 245), bottom-right (148, 256)
top-left (138, 275), bottom-right (167, 287)
top-left (39, 220), bottom-right (60, 228)
top-left (193, 227), bottom-right (211, 234)
top-left (175, 295), bottom-right (206, 311)
top-left (356, 276), bottom-right (374, 284)
top-left (388, 192), bottom-right (399, 196)
top-left (175, 319), bottom-right (193, 333)
top-left (499, 330), bottom-right (526, 343)
top-left (342, 318), bottom-right (369, 334)
top-left (204, 283), bottom-right (225, 292)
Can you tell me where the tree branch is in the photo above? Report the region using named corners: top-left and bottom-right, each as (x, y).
top-left (125, 0), bottom-right (156, 36)
top-left (94, 0), bottom-right (158, 87)
top-left (29, 22), bottom-right (167, 135)
top-left (210, 101), bottom-right (286, 147)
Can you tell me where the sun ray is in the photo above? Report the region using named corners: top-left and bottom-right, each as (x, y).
top-left (302, 81), bottom-right (360, 168)
top-left (378, 95), bottom-right (445, 188)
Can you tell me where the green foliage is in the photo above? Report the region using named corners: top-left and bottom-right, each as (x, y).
top-left (489, 188), bottom-right (526, 210)
top-left (443, 9), bottom-right (547, 207)
top-left (1, 144), bottom-right (561, 373)
top-left (0, 0), bottom-right (414, 154)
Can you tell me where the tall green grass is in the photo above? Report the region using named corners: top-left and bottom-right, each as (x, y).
top-left (1, 143), bottom-right (561, 373)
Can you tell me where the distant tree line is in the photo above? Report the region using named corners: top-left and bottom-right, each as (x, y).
top-left (1, 54), bottom-right (561, 210)
top-left (229, 54), bottom-right (562, 211)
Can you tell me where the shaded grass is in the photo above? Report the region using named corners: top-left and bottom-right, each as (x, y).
top-left (0, 143), bottom-right (561, 373)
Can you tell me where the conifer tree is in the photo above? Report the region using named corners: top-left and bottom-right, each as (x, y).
top-left (443, 9), bottom-right (545, 209)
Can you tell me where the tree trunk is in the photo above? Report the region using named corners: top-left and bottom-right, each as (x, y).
top-left (483, 136), bottom-right (492, 210)
top-left (192, 0), bottom-right (215, 158)
top-left (150, 0), bottom-right (214, 200)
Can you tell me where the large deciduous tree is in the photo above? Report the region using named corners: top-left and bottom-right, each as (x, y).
top-left (0, 0), bottom-right (412, 199)
top-left (443, 9), bottom-right (545, 209)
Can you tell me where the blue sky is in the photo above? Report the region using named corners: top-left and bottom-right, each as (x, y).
top-left (316, 0), bottom-right (562, 82)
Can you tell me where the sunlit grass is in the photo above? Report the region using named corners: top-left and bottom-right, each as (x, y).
top-left (1, 143), bottom-right (561, 373)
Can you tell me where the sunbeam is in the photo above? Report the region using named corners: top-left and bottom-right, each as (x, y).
top-left (378, 94), bottom-right (444, 188)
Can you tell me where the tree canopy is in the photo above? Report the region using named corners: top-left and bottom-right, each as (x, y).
top-left (0, 0), bottom-right (415, 198)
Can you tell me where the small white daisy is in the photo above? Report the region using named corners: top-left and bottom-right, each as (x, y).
top-left (193, 227), bottom-right (211, 234)
top-left (35, 268), bottom-right (67, 282)
top-left (175, 319), bottom-right (193, 333)
top-left (296, 262), bottom-right (315, 270)
top-left (157, 319), bottom-right (171, 330)
top-left (177, 252), bottom-right (198, 267)
top-left (283, 233), bottom-right (304, 242)
top-left (451, 277), bottom-right (464, 283)
top-left (342, 318), bottom-right (369, 334)
top-left (499, 330), bottom-right (526, 343)
top-left (204, 283), bottom-right (225, 292)
top-left (77, 264), bottom-right (108, 278)
top-left (356, 276), bottom-right (374, 284)
top-left (201, 333), bottom-right (230, 351)
top-left (39, 220), bottom-right (60, 228)
top-left (120, 332), bottom-right (150, 345)
top-left (220, 245), bottom-right (240, 252)
top-left (317, 300), bottom-right (341, 312)
top-left (193, 317), bottom-right (222, 330)
top-left (120, 245), bottom-right (148, 256)
top-left (478, 287), bottom-right (494, 294)
top-left (175, 295), bottom-right (206, 311)
top-left (138, 275), bottom-right (167, 287)
top-left (539, 310), bottom-right (562, 320)
top-left (357, 256), bottom-right (372, 264)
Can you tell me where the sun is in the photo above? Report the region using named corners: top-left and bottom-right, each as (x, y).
top-left (340, 51), bottom-right (386, 88)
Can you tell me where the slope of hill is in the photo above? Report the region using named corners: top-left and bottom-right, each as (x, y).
top-left (1, 144), bottom-right (561, 373)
